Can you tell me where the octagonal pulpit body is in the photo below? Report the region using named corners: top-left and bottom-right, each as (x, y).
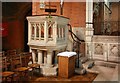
top-left (27, 15), bottom-right (69, 51)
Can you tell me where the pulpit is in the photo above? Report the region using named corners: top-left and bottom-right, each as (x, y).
top-left (27, 15), bottom-right (69, 76)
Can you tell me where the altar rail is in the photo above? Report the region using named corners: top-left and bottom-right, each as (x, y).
top-left (87, 36), bottom-right (120, 63)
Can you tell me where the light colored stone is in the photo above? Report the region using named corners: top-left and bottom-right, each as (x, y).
top-left (37, 50), bottom-right (43, 64)
top-left (83, 60), bottom-right (94, 69)
top-left (31, 49), bottom-right (36, 63)
top-left (91, 36), bottom-right (120, 62)
top-left (80, 57), bottom-right (88, 63)
top-left (40, 65), bottom-right (58, 76)
top-left (75, 68), bottom-right (86, 75)
top-left (46, 51), bottom-right (53, 67)
top-left (27, 15), bottom-right (69, 76)
top-left (93, 65), bottom-right (117, 81)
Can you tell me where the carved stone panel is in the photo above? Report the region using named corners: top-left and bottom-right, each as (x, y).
top-left (109, 44), bottom-right (119, 57)
top-left (94, 43), bottom-right (103, 55)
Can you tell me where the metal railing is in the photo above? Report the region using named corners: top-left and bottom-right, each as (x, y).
top-left (67, 24), bottom-right (84, 68)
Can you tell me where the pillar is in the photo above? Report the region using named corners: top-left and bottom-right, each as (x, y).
top-left (85, 0), bottom-right (94, 59)
top-left (46, 50), bottom-right (53, 67)
top-left (44, 51), bottom-right (47, 65)
top-left (31, 49), bottom-right (36, 63)
top-left (37, 50), bottom-right (43, 64)
top-left (86, 0), bottom-right (93, 28)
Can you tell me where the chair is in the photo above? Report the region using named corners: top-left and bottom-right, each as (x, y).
top-left (1, 57), bottom-right (15, 82)
top-left (6, 49), bottom-right (16, 64)
top-left (16, 48), bottom-right (23, 55)
top-left (0, 51), bottom-right (5, 57)
top-left (18, 52), bottom-right (31, 67)
top-left (10, 55), bottom-right (29, 81)
top-left (25, 52), bottom-right (40, 75)
top-left (6, 49), bottom-right (17, 56)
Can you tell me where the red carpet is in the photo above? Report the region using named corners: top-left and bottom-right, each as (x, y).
top-left (30, 72), bottom-right (97, 83)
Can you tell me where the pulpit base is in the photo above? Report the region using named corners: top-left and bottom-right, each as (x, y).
top-left (40, 65), bottom-right (58, 76)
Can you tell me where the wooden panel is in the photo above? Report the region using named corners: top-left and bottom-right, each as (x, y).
top-left (58, 56), bottom-right (68, 78)
top-left (58, 56), bottom-right (75, 78)
top-left (68, 56), bottom-right (75, 77)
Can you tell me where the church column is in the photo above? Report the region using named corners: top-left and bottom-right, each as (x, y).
top-left (86, 0), bottom-right (94, 59)
top-left (46, 50), bottom-right (53, 67)
top-left (37, 50), bottom-right (43, 65)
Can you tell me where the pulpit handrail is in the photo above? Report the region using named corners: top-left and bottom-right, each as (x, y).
top-left (67, 24), bottom-right (84, 44)
top-left (67, 24), bottom-right (84, 68)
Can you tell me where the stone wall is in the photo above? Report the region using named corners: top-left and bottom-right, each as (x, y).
top-left (86, 35), bottom-right (120, 63)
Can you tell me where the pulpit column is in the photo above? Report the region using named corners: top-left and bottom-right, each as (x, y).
top-left (32, 49), bottom-right (36, 63)
top-left (47, 50), bottom-right (53, 67)
top-left (37, 50), bottom-right (43, 65)
top-left (44, 51), bottom-right (47, 65)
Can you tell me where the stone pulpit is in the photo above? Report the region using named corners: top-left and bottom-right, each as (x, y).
top-left (27, 15), bottom-right (69, 76)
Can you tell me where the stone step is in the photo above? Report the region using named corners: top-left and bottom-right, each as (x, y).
top-left (83, 60), bottom-right (95, 69)
top-left (80, 57), bottom-right (89, 63)
top-left (75, 68), bottom-right (86, 75)
top-left (86, 68), bottom-right (99, 74)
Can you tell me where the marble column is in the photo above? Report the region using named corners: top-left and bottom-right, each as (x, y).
top-left (37, 50), bottom-right (43, 65)
top-left (46, 50), bottom-right (53, 67)
top-left (85, 0), bottom-right (94, 58)
top-left (32, 49), bottom-right (36, 63)
top-left (44, 51), bottom-right (47, 65)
